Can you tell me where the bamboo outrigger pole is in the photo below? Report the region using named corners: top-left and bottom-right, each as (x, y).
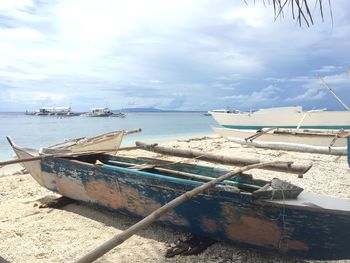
top-left (318, 75), bottom-right (350, 111)
top-left (135, 141), bottom-right (311, 175)
top-left (75, 160), bottom-right (286, 263)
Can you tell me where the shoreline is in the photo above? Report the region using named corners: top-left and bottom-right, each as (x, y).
top-left (0, 135), bottom-right (349, 262)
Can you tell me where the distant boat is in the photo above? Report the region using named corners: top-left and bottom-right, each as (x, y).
top-left (210, 106), bottom-right (350, 130)
top-left (7, 137), bottom-right (350, 260)
top-left (30, 107), bottom-right (78, 116)
top-left (213, 127), bottom-right (348, 155)
top-left (81, 107), bottom-right (125, 117)
top-left (204, 108), bottom-right (238, 116)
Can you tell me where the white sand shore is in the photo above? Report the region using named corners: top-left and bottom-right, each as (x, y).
top-left (0, 136), bottom-right (349, 263)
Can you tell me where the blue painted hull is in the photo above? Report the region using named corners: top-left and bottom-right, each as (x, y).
top-left (39, 156), bottom-right (350, 260)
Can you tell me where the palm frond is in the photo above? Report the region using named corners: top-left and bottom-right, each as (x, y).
top-left (248, 0), bottom-right (333, 27)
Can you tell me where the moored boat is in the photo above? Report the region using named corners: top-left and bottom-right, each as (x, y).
top-left (210, 106), bottom-right (350, 130)
top-left (7, 138), bottom-right (350, 260)
top-left (32, 106), bottom-right (78, 116)
top-left (81, 107), bottom-right (125, 117)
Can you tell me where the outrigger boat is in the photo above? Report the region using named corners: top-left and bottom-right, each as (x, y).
top-left (81, 107), bottom-right (125, 118)
top-left (210, 106), bottom-right (350, 130)
top-left (213, 127), bottom-right (348, 155)
top-left (6, 137), bottom-right (350, 260)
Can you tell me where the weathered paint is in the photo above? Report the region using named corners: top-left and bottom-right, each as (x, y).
top-left (14, 148), bottom-right (350, 260)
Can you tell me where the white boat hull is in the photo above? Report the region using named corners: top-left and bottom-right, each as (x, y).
top-left (210, 108), bottom-right (350, 130)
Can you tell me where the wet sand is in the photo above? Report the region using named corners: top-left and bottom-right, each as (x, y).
top-left (0, 135), bottom-right (349, 263)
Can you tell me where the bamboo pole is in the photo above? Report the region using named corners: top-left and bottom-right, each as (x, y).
top-left (318, 75), bottom-right (350, 111)
top-left (226, 137), bottom-right (347, 156)
top-left (106, 159), bottom-right (243, 190)
top-left (75, 160), bottom-right (285, 263)
top-left (244, 127), bottom-right (276, 141)
top-left (135, 142), bottom-right (311, 175)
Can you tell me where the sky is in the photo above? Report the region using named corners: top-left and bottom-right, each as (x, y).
top-left (0, 0), bottom-right (349, 112)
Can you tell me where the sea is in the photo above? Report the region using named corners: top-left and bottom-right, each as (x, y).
top-left (0, 112), bottom-right (217, 161)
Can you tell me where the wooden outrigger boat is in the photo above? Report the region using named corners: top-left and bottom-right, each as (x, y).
top-left (210, 106), bottom-right (350, 130)
top-left (213, 127), bottom-right (348, 155)
top-left (6, 138), bottom-right (350, 260)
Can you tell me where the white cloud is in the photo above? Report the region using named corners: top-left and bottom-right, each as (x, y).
top-left (222, 85), bottom-right (281, 107)
top-left (0, 1), bottom-right (350, 111)
top-left (286, 89), bottom-right (327, 102)
top-left (311, 65), bottom-right (344, 73)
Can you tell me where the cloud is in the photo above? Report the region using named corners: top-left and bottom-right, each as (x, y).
top-left (221, 85), bottom-right (282, 108)
top-left (285, 89), bottom-right (327, 102)
top-left (0, 1), bottom-right (350, 111)
top-left (311, 65), bottom-right (344, 74)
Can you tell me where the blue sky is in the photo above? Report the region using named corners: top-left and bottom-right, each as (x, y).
top-left (0, 0), bottom-right (349, 112)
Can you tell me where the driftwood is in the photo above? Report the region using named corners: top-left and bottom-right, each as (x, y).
top-left (135, 141), bottom-right (311, 175)
top-left (75, 160), bottom-right (288, 263)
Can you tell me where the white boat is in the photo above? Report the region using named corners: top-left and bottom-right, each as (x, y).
top-left (213, 127), bottom-right (348, 155)
top-left (34, 106), bottom-right (77, 116)
top-left (81, 107), bottom-right (125, 117)
top-left (210, 106), bottom-right (350, 130)
top-left (82, 107), bottom-right (114, 117)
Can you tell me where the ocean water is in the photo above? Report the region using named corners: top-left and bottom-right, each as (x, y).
top-left (0, 112), bottom-right (217, 161)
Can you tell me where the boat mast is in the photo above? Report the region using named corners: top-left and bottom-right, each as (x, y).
top-left (317, 75), bottom-right (350, 111)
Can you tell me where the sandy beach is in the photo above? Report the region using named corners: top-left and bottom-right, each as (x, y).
top-left (1, 135), bottom-right (349, 263)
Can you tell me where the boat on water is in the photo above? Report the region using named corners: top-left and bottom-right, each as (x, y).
top-left (210, 106), bottom-right (350, 130)
top-left (28, 107), bottom-right (78, 116)
top-left (7, 138), bottom-right (350, 260)
top-left (213, 127), bottom-right (348, 155)
top-left (204, 108), bottom-right (236, 116)
top-left (81, 107), bottom-right (125, 117)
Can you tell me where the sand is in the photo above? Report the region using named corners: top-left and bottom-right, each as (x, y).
top-left (0, 135), bottom-right (349, 263)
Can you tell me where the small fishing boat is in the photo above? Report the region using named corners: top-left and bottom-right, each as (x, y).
top-left (7, 138), bottom-right (350, 260)
top-left (81, 108), bottom-right (125, 117)
top-left (213, 127), bottom-right (348, 155)
top-left (31, 107), bottom-right (79, 116)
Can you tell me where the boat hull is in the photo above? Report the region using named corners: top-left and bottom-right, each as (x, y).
top-left (11, 147), bottom-right (350, 260)
top-left (210, 110), bottom-right (350, 130)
